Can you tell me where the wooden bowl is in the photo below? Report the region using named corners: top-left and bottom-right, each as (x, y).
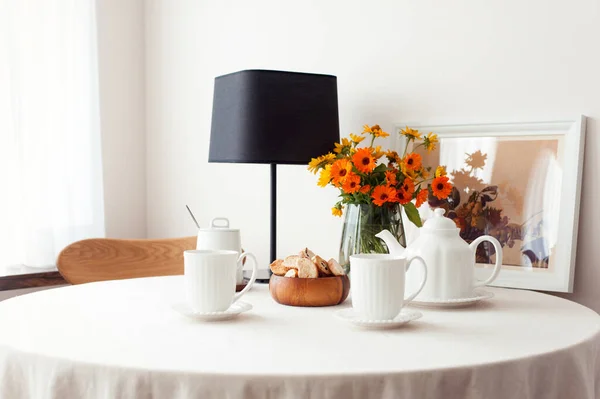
top-left (269, 274), bottom-right (350, 307)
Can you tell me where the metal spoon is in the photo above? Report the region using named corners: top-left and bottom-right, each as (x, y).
top-left (185, 205), bottom-right (200, 229)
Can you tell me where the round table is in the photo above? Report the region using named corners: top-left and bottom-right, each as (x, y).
top-left (0, 276), bottom-right (598, 399)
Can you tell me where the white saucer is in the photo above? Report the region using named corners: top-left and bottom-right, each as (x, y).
top-left (335, 308), bottom-right (422, 329)
top-left (171, 301), bottom-right (252, 321)
top-left (409, 289), bottom-right (494, 308)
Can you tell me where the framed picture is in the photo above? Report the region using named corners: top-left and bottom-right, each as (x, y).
top-left (394, 117), bottom-right (586, 293)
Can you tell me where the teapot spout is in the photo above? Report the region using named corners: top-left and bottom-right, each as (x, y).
top-left (375, 229), bottom-right (406, 255)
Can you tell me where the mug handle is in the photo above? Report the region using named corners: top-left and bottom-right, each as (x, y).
top-left (237, 250), bottom-right (246, 271)
top-left (403, 256), bottom-right (427, 307)
top-left (232, 252), bottom-right (257, 303)
top-left (470, 235), bottom-right (503, 287)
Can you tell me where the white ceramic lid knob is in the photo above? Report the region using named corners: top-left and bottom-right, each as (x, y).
top-left (423, 208), bottom-right (457, 231)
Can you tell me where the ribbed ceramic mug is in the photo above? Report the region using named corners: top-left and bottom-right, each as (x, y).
top-left (350, 254), bottom-right (427, 320)
top-left (184, 250), bottom-right (257, 312)
top-left (196, 217), bottom-right (245, 284)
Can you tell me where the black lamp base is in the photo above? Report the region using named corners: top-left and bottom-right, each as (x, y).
top-left (253, 163), bottom-right (278, 284)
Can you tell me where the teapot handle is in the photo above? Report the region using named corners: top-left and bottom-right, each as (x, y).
top-left (470, 235), bottom-right (503, 287)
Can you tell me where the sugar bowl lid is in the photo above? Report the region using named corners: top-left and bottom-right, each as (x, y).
top-left (198, 217), bottom-right (239, 232)
top-left (423, 208), bottom-right (457, 231)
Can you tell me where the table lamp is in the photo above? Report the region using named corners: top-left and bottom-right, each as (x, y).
top-left (209, 69), bottom-right (339, 280)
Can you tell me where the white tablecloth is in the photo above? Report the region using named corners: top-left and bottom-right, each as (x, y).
top-left (0, 276), bottom-right (598, 399)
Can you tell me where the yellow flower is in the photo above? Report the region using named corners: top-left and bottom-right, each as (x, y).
top-left (333, 138), bottom-right (352, 154)
top-left (371, 124), bottom-right (389, 138)
top-left (372, 145), bottom-right (384, 159)
top-left (435, 165), bottom-right (447, 178)
top-left (362, 124), bottom-right (373, 135)
top-left (307, 152), bottom-right (336, 174)
top-left (308, 158), bottom-right (320, 173)
top-left (317, 164), bottom-right (332, 187)
top-left (323, 152), bottom-right (336, 161)
top-left (400, 161), bottom-right (418, 179)
top-left (332, 206), bottom-right (343, 217)
top-left (400, 126), bottom-right (422, 140)
top-left (349, 133), bottom-right (365, 144)
top-left (423, 132), bottom-right (438, 152)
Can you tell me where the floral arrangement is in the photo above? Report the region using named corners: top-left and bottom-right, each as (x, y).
top-left (308, 124), bottom-right (453, 227)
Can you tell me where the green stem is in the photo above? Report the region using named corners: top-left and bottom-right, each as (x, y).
top-left (402, 138), bottom-right (411, 157)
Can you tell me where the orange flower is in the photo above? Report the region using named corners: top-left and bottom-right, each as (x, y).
top-left (385, 170), bottom-right (398, 186)
top-left (372, 185), bottom-right (396, 206)
top-left (330, 159), bottom-right (353, 185)
top-left (415, 189), bottom-right (428, 208)
top-left (359, 184), bottom-right (371, 194)
top-left (403, 152), bottom-right (422, 171)
top-left (342, 173), bottom-right (361, 194)
top-left (393, 189), bottom-right (412, 205)
top-left (352, 148), bottom-right (376, 173)
top-left (401, 178), bottom-right (415, 196)
top-left (432, 176), bottom-right (452, 199)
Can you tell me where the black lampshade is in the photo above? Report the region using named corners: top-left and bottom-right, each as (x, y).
top-left (209, 70), bottom-right (340, 164)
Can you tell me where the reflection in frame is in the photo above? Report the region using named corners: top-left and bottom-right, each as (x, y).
top-left (394, 117), bottom-right (586, 293)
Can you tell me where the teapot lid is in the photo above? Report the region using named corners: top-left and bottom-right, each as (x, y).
top-left (423, 208), bottom-right (457, 231)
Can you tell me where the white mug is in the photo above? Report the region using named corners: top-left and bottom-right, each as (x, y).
top-left (196, 217), bottom-right (244, 284)
top-left (184, 249), bottom-right (257, 312)
top-left (350, 254), bottom-right (428, 320)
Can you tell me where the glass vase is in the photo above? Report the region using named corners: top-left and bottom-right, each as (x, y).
top-left (339, 203), bottom-right (406, 273)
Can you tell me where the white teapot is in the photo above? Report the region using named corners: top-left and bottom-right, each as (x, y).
top-left (375, 208), bottom-right (503, 300)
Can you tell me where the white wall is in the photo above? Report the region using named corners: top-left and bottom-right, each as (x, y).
top-left (144, 0), bottom-right (600, 311)
top-left (97, 0), bottom-right (146, 238)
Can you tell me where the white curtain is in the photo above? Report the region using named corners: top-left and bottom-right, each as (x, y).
top-left (0, 0), bottom-right (104, 268)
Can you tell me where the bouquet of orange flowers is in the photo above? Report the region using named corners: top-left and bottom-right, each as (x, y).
top-left (308, 124), bottom-right (453, 228)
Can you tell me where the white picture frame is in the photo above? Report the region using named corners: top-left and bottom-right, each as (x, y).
top-left (394, 116), bottom-right (586, 293)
